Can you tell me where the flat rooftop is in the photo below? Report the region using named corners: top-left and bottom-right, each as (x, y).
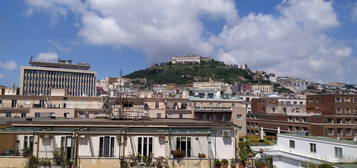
top-left (0, 118), bottom-right (235, 128)
top-left (29, 59), bottom-right (90, 70)
top-left (281, 133), bottom-right (357, 146)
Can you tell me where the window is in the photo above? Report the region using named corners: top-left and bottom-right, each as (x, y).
top-left (11, 99), bottom-right (17, 108)
top-left (23, 136), bottom-right (34, 152)
top-left (310, 143), bottom-right (316, 153)
top-left (99, 136), bottom-right (115, 157)
top-left (5, 112), bottom-right (11, 117)
top-left (21, 113), bottom-right (27, 118)
top-left (337, 128), bottom-right (343, 136)
top-left (35, 113), bottom-right (40, 118)
top-left (345, 97), bottom-right (351, 102)
top-left (289, 140), bottom-right (295, 148)
top-left (283, 108), bottom-right (287, 113)
top-left (335, 97), bottom-right (341, 102)
top-left (327, 118), bottom-right (334, 123)
top-left (345, 108), bottom-right (351, 114)
top-left (79, 112), bottom-right (85, 118)
top-left (176, 137), bottom-right (191, 157)
top-left (272, 108), bottom-right (275, 112)
top-left (334, 147), bottom-right (343, 158)
top-left (336, 108), bottom-right (342, 114)
top-left (137, 137), bottom-right (153, 157)
top-left (346, 128), bottom-right (352, 136)
top-left (237, 114), bottom-right (242, 120)
top-left (179, 113), bottom-right (183, 119)
top-left (156, 113), bottom-right (161, 119)
top-left (327, 128), bottom-right (334, 136)
top-left (288, 126), bottom-right (293, 132)
top-left (155, 102), bottom-right (159, 109)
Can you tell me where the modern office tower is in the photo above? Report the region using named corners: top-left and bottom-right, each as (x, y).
top-left (20, 58), bottom-right (96, 96)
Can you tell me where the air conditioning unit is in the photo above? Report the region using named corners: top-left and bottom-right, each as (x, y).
top-left (222, 130), bottom-right (231, 137)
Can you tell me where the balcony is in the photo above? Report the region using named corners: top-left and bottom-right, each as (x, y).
top-left (193, 106), bottom-right (232, 112)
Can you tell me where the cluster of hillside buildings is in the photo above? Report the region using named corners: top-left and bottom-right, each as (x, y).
top-left (0, 56), bottom-right (356, 168)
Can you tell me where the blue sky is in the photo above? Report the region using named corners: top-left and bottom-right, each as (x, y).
top-left (1, 0), bottom-right (357, 86)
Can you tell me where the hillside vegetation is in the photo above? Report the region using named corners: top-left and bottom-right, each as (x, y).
top-left (124, 60), bottom-right (271, 85)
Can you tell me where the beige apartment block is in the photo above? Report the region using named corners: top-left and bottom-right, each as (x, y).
top-left (251, 84), bottom-right (273, 94)
top-left (0, 95), bottom-right (104, 118)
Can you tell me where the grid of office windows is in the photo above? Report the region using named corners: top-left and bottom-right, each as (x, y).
top-left (22, 69), bottom-right (96, 96)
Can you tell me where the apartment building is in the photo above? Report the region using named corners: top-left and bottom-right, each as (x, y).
top-left (20, 58), bottom-right (96, 97)
top-left (0, 119), bottom-right (237, 168)
top-left (251, 84), bottom-right (274, 94)
top-left (252, 133), bottom-right (357, 168)
top-left (0, 94), bottom-right (104, 119)
top-left (248, 94), bottom-right (357, 140)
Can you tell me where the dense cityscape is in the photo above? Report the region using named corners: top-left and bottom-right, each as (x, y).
top-left (0, 55), bottom-right (356, 168)
top-left (1, 0), bottom-right (357, 168)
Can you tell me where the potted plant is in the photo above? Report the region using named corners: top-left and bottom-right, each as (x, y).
top-left (25, 155), bottom-right (39, 168)
top-left (53, 148), bottom-right (65, 167)
top-left (214, 159), bottom-right (222, 168)
top-left (221, 159), bottom-right (229, 168)
top-left (22, 147), bottom-right (31, 157)
top-left (198, 153), bottom-right (206, 159)
top-left (39, 158), bottom-right (51, 168)
top-left (172, 150), bottom-right (185, 158)
top-left (155, 156), bottom-right (168, 168)
top-left (255, 160), bottom-right (266, 168)
top-left (230, 158), bottom-right (237, 168)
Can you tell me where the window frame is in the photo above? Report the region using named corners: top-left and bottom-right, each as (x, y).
top-left (310, 143), bottom-right (316, 153)
top-left (289, 140), bottom-right (295, 148)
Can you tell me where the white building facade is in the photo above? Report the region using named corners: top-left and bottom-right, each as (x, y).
top-left (253, 134), bottom-right (357, 168)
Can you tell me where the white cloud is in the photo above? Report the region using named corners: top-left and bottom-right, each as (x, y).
top-left (211, 0), bottom-right (354, 82)
top-left (0, 61), bottom-right (17, 70)
top-left (34, 52), bottom-right (59, 62)
top-left (0, 73), bottom-right (4, 78)
top-left (26, 0), bottom-right (357, 83)
top-left (26, 0), bottom-right (238, 62)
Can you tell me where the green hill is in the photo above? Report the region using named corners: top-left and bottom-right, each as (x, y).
top-left (124, 60), bottom-right (272, 85)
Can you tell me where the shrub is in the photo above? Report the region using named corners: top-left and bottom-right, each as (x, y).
top-left (198, 153), bottom-right (206, 158)
top-left (214, 159), bottom-right (222, 166)
top-left (221, 159), bottom-right (229, 165)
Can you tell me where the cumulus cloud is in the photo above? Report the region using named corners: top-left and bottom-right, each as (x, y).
top-left (26, 0), bottom-right (357, 82)
top-left (211, 0), bottom-right (354, 82)
top-left (33, 52), bottom-right (59, 62)
top-left (26, 0), bottom-right (238, 62)
top-left (0, 61), bottom-right (17, 70)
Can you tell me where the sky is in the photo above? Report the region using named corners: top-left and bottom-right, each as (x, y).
top-left (1, 0), bottom-right (357, 86)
